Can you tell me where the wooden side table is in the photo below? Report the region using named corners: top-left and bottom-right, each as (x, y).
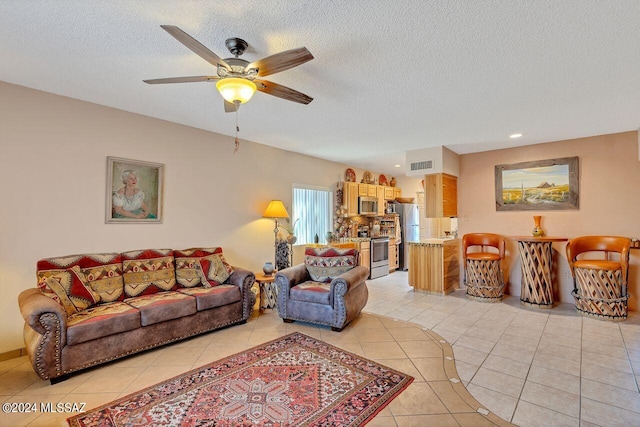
top-left (254, 272), bottom-right (278, 312)
top-left (508, 236), bottom-right (568, 308)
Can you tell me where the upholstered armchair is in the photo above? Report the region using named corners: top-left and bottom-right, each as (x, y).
top-left (275, 247), bottom-right (369, 331)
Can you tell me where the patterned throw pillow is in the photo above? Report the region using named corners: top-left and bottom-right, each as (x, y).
top-left (174, 247), bottom-right (234, 288)
top-left (39, 266), bottom-right (101, 316)
top-left (36, 253), bottom-right (124, 303)
top-left (304, 247), bottom-right (358, 282)
top-left (121, 249), bottom-right (176, 297)
top-left (196, 255), bottom-right (231, 287)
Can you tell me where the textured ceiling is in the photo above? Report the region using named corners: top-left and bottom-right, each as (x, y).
top-left (1, 1), bottom-right (639, 175)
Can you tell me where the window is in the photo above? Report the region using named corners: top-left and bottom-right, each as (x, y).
top-left (292, 185), bottom-right (333, 245)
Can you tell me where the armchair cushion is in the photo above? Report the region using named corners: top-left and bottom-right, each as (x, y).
top-left (290, 281), bottom-right (331, 305)
top-left (304, 247), bottom-right (358, 282)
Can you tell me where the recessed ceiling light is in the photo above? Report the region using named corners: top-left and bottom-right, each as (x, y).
top-left (394, 164), bottom-right (401, 168)
top-left (510, 133), bottom-right (523, 139)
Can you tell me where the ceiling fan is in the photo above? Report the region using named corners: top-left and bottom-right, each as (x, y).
top-left (144, 25), bottom-right (314, 112)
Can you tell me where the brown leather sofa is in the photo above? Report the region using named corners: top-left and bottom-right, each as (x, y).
top-left (18, 247), bottom-right (255, 383)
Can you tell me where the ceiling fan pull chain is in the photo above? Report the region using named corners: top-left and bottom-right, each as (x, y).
top-left (234, 106), bottom-right (240, 153)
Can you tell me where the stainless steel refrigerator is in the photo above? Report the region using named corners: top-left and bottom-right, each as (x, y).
top-left (393, 202), bottom-right (420, 270)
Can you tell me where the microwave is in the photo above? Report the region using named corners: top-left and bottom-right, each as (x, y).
top-left (359, 196), bottom-right (378, 215)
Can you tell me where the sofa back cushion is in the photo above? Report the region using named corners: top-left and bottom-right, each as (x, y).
top-left (37, 253), bottom-right (124, 303)
top-left (121, 249), bottom-right (176, 297)
top-left (304, 247), bottom-right (359, 282)
top-left (38, 266), bottom-right (101, 316)
top-left (174, 247), bottom-right (234, 287)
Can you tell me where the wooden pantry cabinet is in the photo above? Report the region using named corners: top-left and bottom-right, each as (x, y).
top-left (425, 173), bottom-right (457, 218)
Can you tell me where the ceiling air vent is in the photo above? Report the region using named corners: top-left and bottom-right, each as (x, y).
top-left (410, 160), bottom-right (434, 172)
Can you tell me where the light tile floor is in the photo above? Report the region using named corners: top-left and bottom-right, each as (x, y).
top-left (364, 271), bottom-right (640, 426)
top-left (1, 271), bottom-right (639, 426)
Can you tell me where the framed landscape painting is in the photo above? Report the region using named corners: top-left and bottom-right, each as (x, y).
top-left (106, 157), bottom-right (164, 223)
top-left (495, 157), bottom-right (579, 211)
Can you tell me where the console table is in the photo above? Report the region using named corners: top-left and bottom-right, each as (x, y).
top-left (508, 236), bottom-right (568, 308)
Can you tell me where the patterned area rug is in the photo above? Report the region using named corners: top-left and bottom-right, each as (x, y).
top-left (67, 332), bottom-right (413, 426)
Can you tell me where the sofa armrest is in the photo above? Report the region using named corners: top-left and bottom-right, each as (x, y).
top-left (18, 288), bottom-right (67, 380)
top-left (19, 288), bottom-right (67, 337)
top-left (226, 266), bottom-right (255, 320)
top-left (330, 265), bottom-right (369, 297)
top-left (275, 264), bottom-right (310, 295)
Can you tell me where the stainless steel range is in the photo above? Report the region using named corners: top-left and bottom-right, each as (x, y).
top-left (370, 236), bottom-right (390, 279)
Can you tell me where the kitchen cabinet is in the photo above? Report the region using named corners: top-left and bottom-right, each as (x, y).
top-left (408, 239), bottom-right (459, 295)
top-left (425, 173), bottom-right (457, 218)
top-left (343, 182), bottom-right (359, 217)
top-left (376, 186), bottom-right (385, 215)
top-left (384, 187), bottom-right (395, 200)
top-left (416, 192), bottom-right (427, 240)
top-left (358, 241), bottom-right (371, 272)
top-left (389, 237), bottom-right (398, 271)
top-left (341, 181), bottom-right (403, 217)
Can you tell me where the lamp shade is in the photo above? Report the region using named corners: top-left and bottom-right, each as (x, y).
top-left (216, 77), bottom-right (257, 104)
top-left (263, 200), bottom-right (289, 219)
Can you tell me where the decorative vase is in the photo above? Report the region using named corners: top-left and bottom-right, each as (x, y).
top-left (390, 177), bottom-right (396, 187)
top-left (532, 216), bottom-right (544, 237)
top-left (314, 233), bottom-right (319, 244)
top-left (262, 262), bottom-right (274, 276)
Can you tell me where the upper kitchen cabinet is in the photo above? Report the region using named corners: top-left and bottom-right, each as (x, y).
top-left (425, 173), bottom-right (457, 217)
top-left (343, 182), bottom-right (359, 216)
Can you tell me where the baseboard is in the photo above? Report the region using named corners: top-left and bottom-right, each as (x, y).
top-left (0, 347), bottom-right (27, 362)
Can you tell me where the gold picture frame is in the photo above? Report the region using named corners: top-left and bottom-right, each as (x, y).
top-left (105, 157), bottom-right (164, 223)
top-left (495, 156), bottom-right (579, 211)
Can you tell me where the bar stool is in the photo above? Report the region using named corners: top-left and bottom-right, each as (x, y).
top-left (463, 233), bottom-right (506, 302)
top-left (566, 236), bottom-right (631, 321)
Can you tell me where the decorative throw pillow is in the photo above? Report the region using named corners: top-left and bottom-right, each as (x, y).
top-left (175, 258), bottom-right (205, 288)
top-left (42, 276), bottom-right (79, 317)
top-left (39, 266), bottom-right (101, 315)
top-left (304, 247), bottom-right (358, 282)
top-left (121, 249), bottom-right (176, 297)
top-left (174, 247), bottom-right (234, 288)
top-left (196, 255), bottom-right (231, 287)
top-left (36, 252), bottom-right (124, 303)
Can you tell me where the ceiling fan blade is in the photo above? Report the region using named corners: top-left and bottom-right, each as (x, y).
top-left (224, 101), bottom-right (238, 113)
top-left (249, 47), bottom-right (313, 77)
top-left (255, 79), bottom-right (313, 105)
top-left (160, 25), bottom-right (231, 71)
top-left (143, 76), bottom-right (218, 84)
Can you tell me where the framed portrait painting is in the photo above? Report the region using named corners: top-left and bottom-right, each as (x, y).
top-left (106, 157), bottom-right (164, 223)
top-left (495, 156), bottom-right (579, 211)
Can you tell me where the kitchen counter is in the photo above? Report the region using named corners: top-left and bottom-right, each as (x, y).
top-left (408, 239), bottom-right (460, 295)
top-left (339, 237), bottom-right (371, 243)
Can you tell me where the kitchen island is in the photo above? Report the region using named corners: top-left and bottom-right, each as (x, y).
top-left (408, 239), bottom-right (460, 295)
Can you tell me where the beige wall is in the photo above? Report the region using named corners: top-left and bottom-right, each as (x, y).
top-left (0, 81), bottom-right (419, 353)
top-left (458, 132), bottom-right (640, 309)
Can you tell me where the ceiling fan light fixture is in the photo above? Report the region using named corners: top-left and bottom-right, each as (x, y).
top-left (216, 77), bottom-right (256, 104)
